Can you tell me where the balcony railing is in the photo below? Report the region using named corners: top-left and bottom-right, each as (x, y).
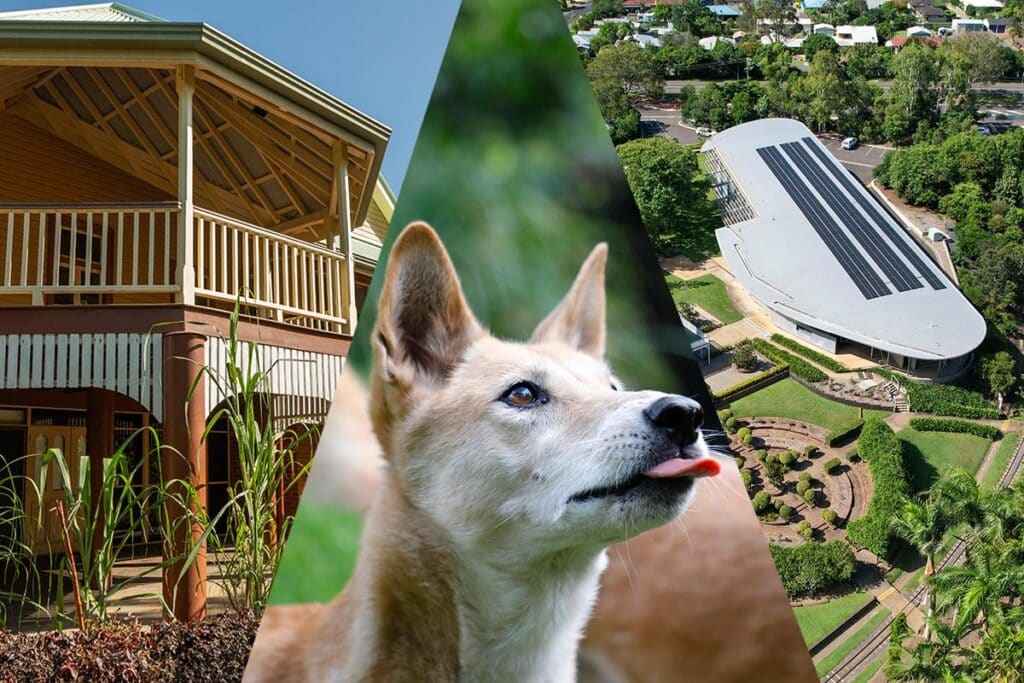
top-left (0, 203), bottom-right (352, 334)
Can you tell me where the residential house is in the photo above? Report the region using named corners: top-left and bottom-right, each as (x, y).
top-left (0, 3), bottom-right (391, 622)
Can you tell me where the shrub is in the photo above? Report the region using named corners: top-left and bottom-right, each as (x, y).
top-left (742, 432), bottom-right (754, 446)
top-left (779, 451), bottom-right (797, 466)
top-left (797, 520), bottom-right (814, 540)
top-left (731, 341), bottom-right (758, 371)
top-left (848, 450), bottom-right (861, 463)
top-left (749, 339), bottom-right (828, 382)
top-left (734, 454), bottom-right (746, 468)
top-left (774, 497), bottom-right (786, 511)
top-left (724, 416), bottom-right (738, 432)
top-left (718, 408), bottom-right (734, 422)
top-left (796, 480), bottom-right (811, 496)
top-left (804, 445), bottom-right (817, 458)
top-left (823, 509), bottom-right (838, 526)
top-left (741, 468), bottom-right (753, 489)
top-left (769, 540), bottom-right (856, 598)
top-left (713, 363), bottom-right (789, 402)
top-left (846, 419), bottom-right (912, 560)
top-left (752, 490), bottom-right (772, 514)
top-left (826, 419), bottom-right (866, 447)
top-left (755, 449), bottom-right (768, 462)
top-left (803, 488), bottom-right (817, 505)
top-left (904, 381), bottom-right (999, 419)
top-left (907, 417), bottom-right (998, 440)
top-left (799, 472), bottom-right (812, 482)
top-left (736, 427), bottom-right (751, 443)
top-left (823, 457), bottom-right (842, 474)
top-left (770, 334), bottom-right (848, 373)
top-left (779, 504), bottom-right (794, 520)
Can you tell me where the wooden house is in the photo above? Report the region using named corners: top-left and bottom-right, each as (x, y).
top-left (0, 3), bottom-right (392, 620)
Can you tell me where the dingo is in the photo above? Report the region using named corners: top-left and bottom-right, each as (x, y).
top-left (244, 223), bottom-right (721, 682)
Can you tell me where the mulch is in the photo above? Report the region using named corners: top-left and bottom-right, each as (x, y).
top-left (0, 611), bottom-right (259, 682)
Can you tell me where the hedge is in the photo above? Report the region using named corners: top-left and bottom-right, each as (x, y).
top-left (713, 363), bottom-right (790, 402)
top-left (823, 457), bottom-right (841, 474)
top-left (846, 420), bottom-right (912, 560)
top-left (749, 339), bottom-right (827, 383)
top-left (770, 334), bottom-right (849, 373)
top-left (907, 417), bottom-right (998, 440)
top-left (874, 368), bottom-right (1000, 419)
top-left (826, 418), bottom-right (865, 447)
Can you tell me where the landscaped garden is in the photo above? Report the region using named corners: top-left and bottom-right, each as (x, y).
top-left (664, 272), bottom-right (742, 324)
top-left (980, 432), bottom-right (1021, 491)
top-left (898, 427), bottom-right (992, 493)
top-left (728, 378), bottom-right (888, 432)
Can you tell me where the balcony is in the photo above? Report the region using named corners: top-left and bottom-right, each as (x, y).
top-left (0, 202), bottom-right (354, 334)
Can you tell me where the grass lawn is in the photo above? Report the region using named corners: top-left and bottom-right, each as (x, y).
top-left (815, 607), bottom-right (891, 676)
top-left (793, 591), bottom-right (873, 647)
top-left (898, 427), bottom-right (992, 493)
top-left (728, 378), bottom-right (889, 431)
top-left (980, 432), bottom-right (1021, 491)
top-left (664, 273), bottom-right (742, 324)
top-left (852, 656), bottom-right (884, 683)
top-left (268, 502), bottom-right (362, 605)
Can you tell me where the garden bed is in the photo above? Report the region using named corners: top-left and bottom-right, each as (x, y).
top-left (0, 611), bottom-right (258, 682)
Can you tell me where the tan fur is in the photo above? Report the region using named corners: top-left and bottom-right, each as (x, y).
top-left (245, 223), bottom-right (811, 682)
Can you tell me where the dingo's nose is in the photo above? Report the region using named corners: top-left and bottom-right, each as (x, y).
top-left (644, 396), bottom-right (703, 447)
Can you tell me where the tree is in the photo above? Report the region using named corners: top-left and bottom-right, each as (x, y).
top-left (931, 539), bottom-right (1024, 633)
top-left (886, 44), bottom-right (941, 143)
top-left (892, 497), bottom-right (950, 638)
top-left (939, 33), bottom-right (1012, 115)
top-left (800, 50), bottom-right (847, 133)
top-left (671, 1), bottom-right (723, 38)
top-left (802, 33), bottom-right (838, 62)
top-left (615, 137), bottom-right (710, 255)
top-left (756, 0), bottom-right (798, 42)
top-left (591, 78), bottom-right (642, 144)
top-left (587, 41), bottom-right (662, 102)
top-left (979, 351), bottom-right (1017, 407)
top-left (588, 20), bottom-right (632, 53)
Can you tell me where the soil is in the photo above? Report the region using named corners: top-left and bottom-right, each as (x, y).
top-left (0, 611), bottom-right (258, 682)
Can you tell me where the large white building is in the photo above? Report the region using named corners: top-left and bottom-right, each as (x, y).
top-left (702, 119), bottom-right (986, 381)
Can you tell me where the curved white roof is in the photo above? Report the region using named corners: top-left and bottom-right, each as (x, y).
top-left (703, 118), bottom-right (986, 361)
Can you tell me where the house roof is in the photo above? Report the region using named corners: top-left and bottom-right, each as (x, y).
top-left (702, 118), bottom-right (985, 362)
top-left (0, 3), bottom-right (391, 232)
top-left (707, 5), bottom-right (741, 16)
top-left (0, 2), bottom-right (164, 22)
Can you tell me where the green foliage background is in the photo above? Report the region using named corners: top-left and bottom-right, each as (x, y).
top-left (270, 0), bottom-right (718, 605)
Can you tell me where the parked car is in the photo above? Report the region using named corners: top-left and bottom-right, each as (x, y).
top-left (841, 136), bottom-right (859, 150)
top-left (696, 127), bottom-right (714, 138)
top-left (977, 125), bottom-right (992, 136)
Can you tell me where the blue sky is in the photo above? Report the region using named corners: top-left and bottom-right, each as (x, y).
top-left (0, 0), bottom-right (462, 192)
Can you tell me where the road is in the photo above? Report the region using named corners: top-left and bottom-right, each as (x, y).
top-left (665, 79), bottom-right (1024, 95)
top-left (639, 106), bottom-right (891, 183)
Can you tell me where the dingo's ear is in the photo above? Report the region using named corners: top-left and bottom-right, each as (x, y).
top-left (530, 243), bottom-right (607, 359)
top-left (373, 223), bottom-right (482, 389)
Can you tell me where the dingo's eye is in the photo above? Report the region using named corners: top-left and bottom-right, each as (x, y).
top-left (501, 382), bottom-right (546, 408)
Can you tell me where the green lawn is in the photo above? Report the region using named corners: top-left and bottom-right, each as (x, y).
top-left (664, 273), bottom-right (742, 324)
top-left (728, 378), bottom-right (889, 431)
top-left (268, 502), bottom-right (362, 605)
top-left (815, 607), bottom-right (891, 676)
top-left (980, 432), bottom-right (1020, 491)
top-left (793, 591), bottom-right (873, 647)
top-left (851, 656), bottom-right (884, 683)
top-left (898, 427), bottom-right (992, 494)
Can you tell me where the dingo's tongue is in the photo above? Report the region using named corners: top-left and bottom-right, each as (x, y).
top-left (643, 457), bottom-right (720, 479)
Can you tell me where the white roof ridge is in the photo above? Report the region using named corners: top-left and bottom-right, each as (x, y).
top-left (0, 3), bottom-right (167, 23)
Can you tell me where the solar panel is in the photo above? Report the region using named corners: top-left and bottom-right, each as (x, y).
top-left (800, 137), bottom-right (946, 291)
top-left (757, 146), bottom-right (890, 300)
top-left (779, 141), bottom-right (922, 293)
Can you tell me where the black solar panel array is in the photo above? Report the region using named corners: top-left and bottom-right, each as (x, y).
top-left (755, 137), bottom-right (948, 300)
top-left (798, 137), bottom-right (946, 291)
top-left (756, 146), bottom-right (890, 299)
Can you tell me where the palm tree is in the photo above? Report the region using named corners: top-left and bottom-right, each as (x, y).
top-left (930, 538), bottom-right (1024, 634)
top-left (893, 497), bottom-right (948, 637)
top-left (885, 616), bottom-right (964, 682)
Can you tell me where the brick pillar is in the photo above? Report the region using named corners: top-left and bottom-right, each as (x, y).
top-left (85, 388), bottom-right (115, 586)
top-left (161, 330), bottom-right (208, 621)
